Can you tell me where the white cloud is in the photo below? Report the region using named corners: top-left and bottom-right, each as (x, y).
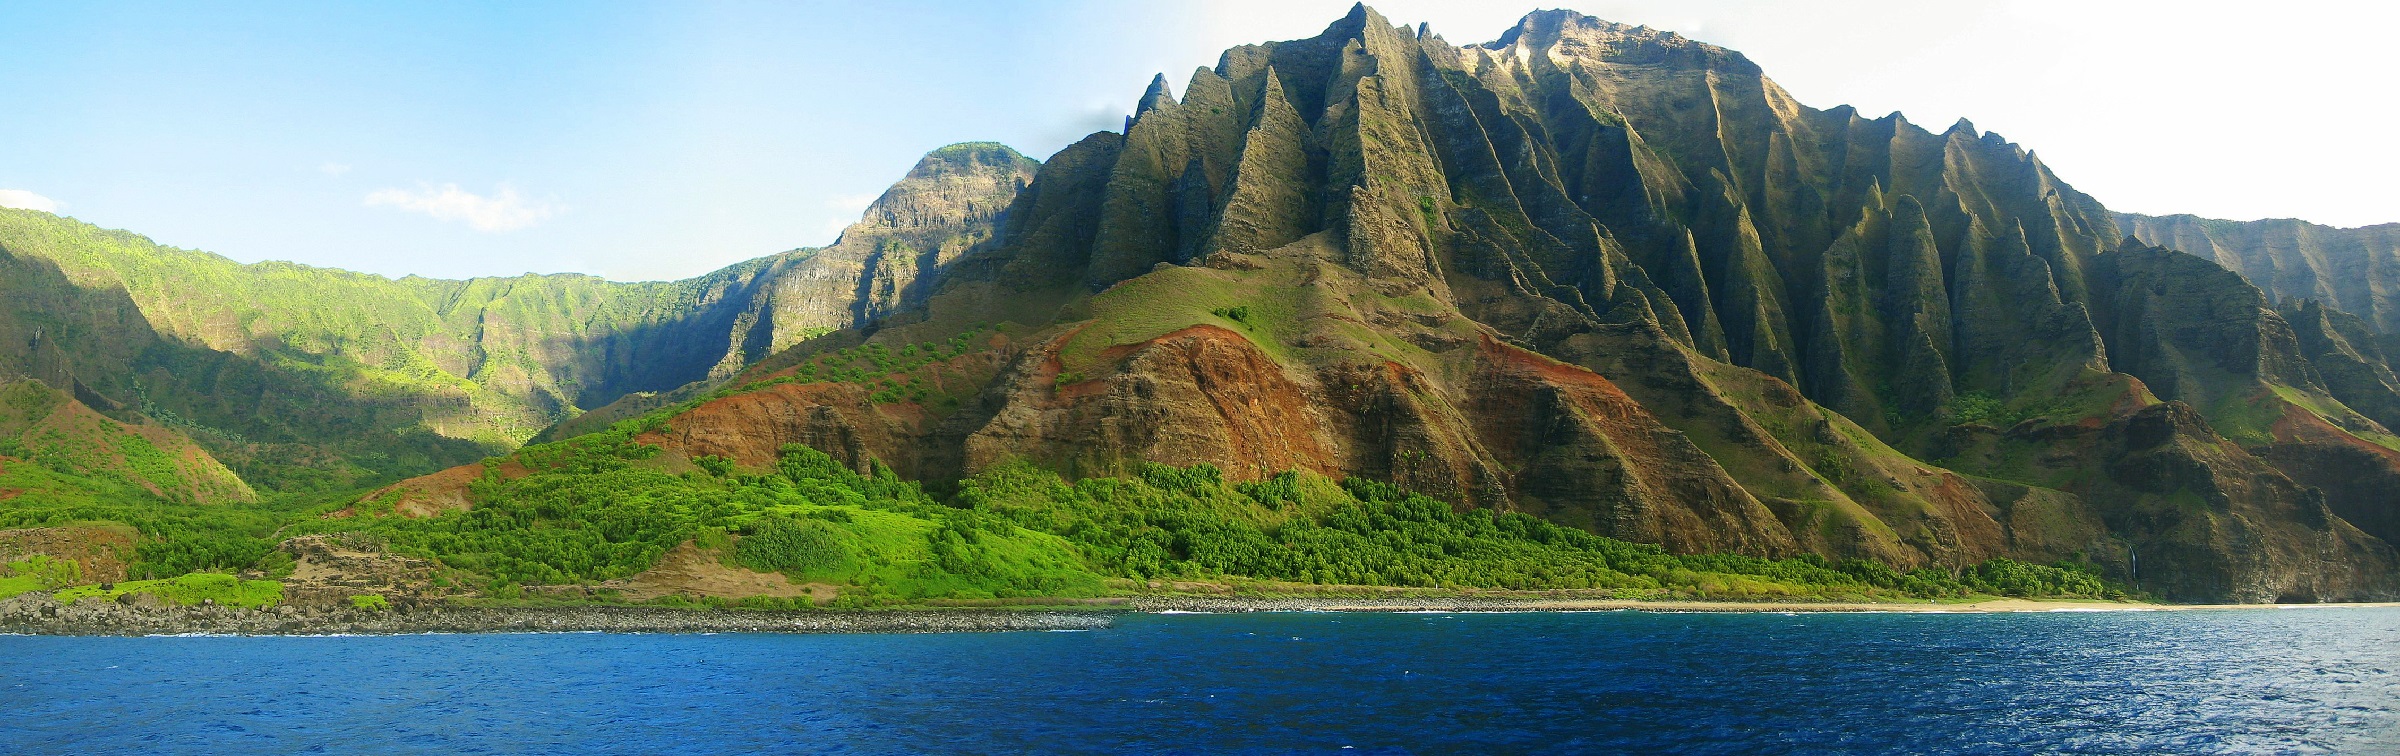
top-left (818, 192), bottom-right (879, 238)
top-left (826, 192), bottom-right (877, 214)
top-left (318, 162), bottom-right (352, 177)
top-left (0, 189), bottom-right (59, 213)
top-left (364, 183), bottom-right (561, 232)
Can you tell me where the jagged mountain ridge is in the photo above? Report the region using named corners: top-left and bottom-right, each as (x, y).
top-left (0, 143), bottom-right (1034, 490)
top-left (2119, 213), bottom-right (2400, 337)
top-left (480, 6), bottom-right (2397, 601)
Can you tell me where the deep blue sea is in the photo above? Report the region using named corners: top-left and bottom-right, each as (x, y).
top-left (2, 608), bottom-right (2395, 754)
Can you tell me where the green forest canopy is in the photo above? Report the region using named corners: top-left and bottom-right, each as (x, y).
top-left (3, 405), bottom-right (2124, 606)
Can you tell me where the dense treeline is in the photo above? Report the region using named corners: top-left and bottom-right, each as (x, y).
top-left (962, 462), bottom-right (2118, 600)
top-left (0, 463), bottom-right (295, 579)
top-left (295, 426), bottom-right (1103, 602)
top-left (6, 409), bottom-right (2126, 603)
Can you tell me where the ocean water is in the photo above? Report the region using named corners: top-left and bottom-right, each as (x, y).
top-left (2, 608), bottom-right (2395, 754)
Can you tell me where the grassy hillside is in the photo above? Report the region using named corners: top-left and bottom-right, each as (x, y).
top-left (0, 379), bottom-right (251, 503)
top-left (0, 207), bottom-right (806, 490)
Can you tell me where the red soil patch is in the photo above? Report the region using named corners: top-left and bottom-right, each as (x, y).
top-left (2270, 400), bottom-right (2400, 462)
top-left (1475, 333), bottom-right (1636, 400)
top-left (1014, 323), bottom-right (1339, 479)
top-left (1094, 324), bottom-right (1251, 363)
top-left (346, 458), bottom-right (533, 518)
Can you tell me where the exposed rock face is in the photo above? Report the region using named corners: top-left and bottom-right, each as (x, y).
top-left (862, 6), bottom-right (2125, 575)
top-left (2280, 299), bottom-right (2400, 433)
top-left (654, 381), bottom-right (920, 475)
top-left (2090, 245), bottom-right (2352, 432)
top-left (700, 143), bottom-right (1041, 375)
top-left (350, 458), bottom-right (526, 518)
top-left (2090, 403), bottom-right (2398, 602)
top-left (273, 534), bottom-right (446, 607)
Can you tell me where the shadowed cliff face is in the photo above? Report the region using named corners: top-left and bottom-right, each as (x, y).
top-left (401, 6), bottom-right (2396, 601)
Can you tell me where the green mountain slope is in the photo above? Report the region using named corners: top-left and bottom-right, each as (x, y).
top-left (0, 378), bottom-right (251, 504)
top-left (0, 143), bottom-right (1037, 491)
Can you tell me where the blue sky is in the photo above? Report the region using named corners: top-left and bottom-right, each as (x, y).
top-left (3, 1), bottom-right (2393, 282)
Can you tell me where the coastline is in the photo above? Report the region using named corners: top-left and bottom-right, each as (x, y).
top-left (0, 594), bottom-right (1113, 636)
top-left (1126, 595), bottom-right (2400, 614)
top-left (5, 592), bottom-right (2394, 637)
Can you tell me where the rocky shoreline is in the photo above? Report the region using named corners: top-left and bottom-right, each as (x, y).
top-left (9, 591), bottom-right (2382, 637)
top-left (0, 593), bottom-right (1113, 636)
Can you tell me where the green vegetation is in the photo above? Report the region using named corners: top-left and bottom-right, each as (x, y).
top-left (351, 594), bottom-right (390, 610)
top-left (734, 514), bottom-right (849, 573)
top-left (0, 396), bottom-right (2130, 606)
top-left (289, 418), bottom-right (1104, 603)
top-left (0, 460), bottom-right (300, 579)
top-left (0, 206), bottom-right (814, 492)
top-left (1949, 373), bottom-right (2135, 430)
top-left (962, 462), bottom-right (2121, 600)
top-left (55, 572), bottom-right (283, 608)
top-left (1952, 392), bottom-right (2006, 425)
top-left (0, 555), bottom-right (85, 600)
top-left (1, 380), bottom-right (252, 504)
top-left (687, 324), bottom-right (999, 409)
top-left (0, 297), bottom-right (2129, 610)
top-left (266, 404), bottom-right (2112, 603)
top-left (1210, 306), bottom-right (1252, 327)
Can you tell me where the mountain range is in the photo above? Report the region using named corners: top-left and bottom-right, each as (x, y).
top-left (5, 6), bottom-right (2396, 602)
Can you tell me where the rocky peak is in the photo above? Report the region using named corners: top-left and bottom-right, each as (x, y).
top-left (850, 142), bottom-right (1037, 233)
top-left (1486, 9), bottom-right (1757, 73)
top-left (1314, 3), bottom-right (1384, 44)
top-left (1137, 73), bottom-right (1177, 116)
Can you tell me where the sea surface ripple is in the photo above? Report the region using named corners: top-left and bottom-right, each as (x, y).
top-left (2, 608), bottom-right (2395, 754)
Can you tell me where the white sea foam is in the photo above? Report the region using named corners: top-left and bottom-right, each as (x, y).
top-left (143, 632), bottom-right (242, 638)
